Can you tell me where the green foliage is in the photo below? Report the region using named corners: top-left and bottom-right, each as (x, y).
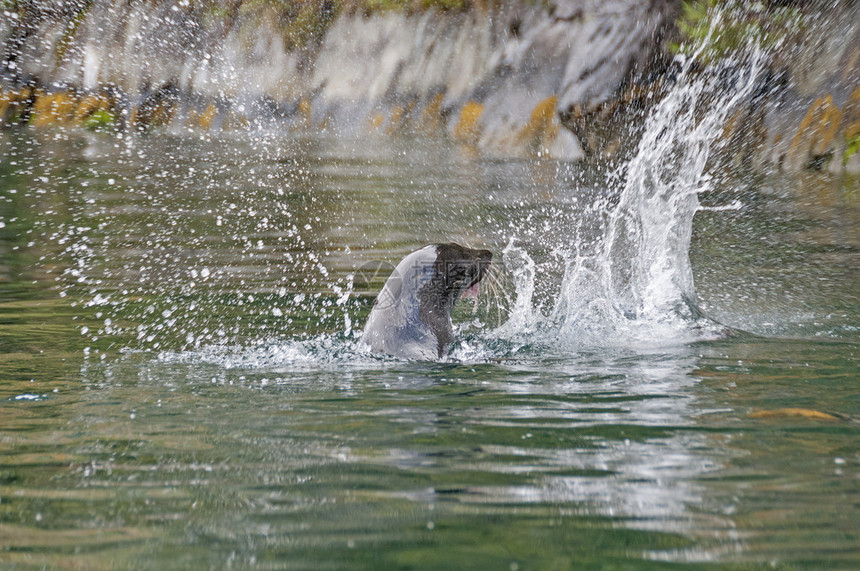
top-left (360, 0), bottom-right (411, 10)
top-left (670, 0), bottom-right (804, 61)
top-left (193, 0), bottom-right (339, 50)
top-left (361, 0), bottom-right (469, 11)
top-left (83, 109), bottom-right (115, 132)
top-left (845, 134), bottom-right (860, 166)
top-left (195, 0), bottom-right (484, 50)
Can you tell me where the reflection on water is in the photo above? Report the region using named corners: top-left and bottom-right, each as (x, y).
top-left (1, 128), bottom-right (859, 568)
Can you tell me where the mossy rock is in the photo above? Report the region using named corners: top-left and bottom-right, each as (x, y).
top-left (842, 86), bottom-right (860, 166)
top-left (845, 133), bottom-right (860, 167)
top-left (671, 0), bottom-right (804, 62)
top-left (83, 109), bottom-right (116, 132)
top-left (788, 95), bottom-right (842, 170)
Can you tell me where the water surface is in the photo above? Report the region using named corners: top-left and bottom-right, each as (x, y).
top-left (1, 127), bottom-right (858, 569)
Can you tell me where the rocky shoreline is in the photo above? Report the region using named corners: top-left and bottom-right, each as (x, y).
top-left (1, 0), bottom-right (859, 174)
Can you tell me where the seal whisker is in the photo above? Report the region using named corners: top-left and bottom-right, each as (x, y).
top-left (483, 266), bottom-right (511, 325)
top-left (486, 275), bottom-right (505, 327)
top-left (475, 266), bottom-right (508, 329)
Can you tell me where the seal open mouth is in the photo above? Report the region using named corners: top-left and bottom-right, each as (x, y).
top-left (434, 243), bottom-right (492, 307)
top-left (461, 280), bottom-right (481, 301)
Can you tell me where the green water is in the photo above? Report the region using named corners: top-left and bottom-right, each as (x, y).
top-left (1, 129), bottom-right (858, 569)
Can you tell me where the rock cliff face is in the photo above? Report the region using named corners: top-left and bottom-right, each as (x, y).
top-left (0, 0), bottom-right (673, 161)
top-left (745, 2), bottom-right (860, 175)
top-left (1, 0), bottom-right (859, 173)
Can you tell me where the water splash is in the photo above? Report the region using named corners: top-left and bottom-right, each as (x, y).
top-left (78, 46), bottom-right (765, 363)
top-left (44, 133), bottom-right (360, 356)
top-left (36, 9), bottom-right (771, 365)
top-left (495, 240), bottom-right (539, 337)
top-left (497, 50), bottom-right (766, 349)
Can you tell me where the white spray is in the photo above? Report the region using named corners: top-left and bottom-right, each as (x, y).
top-left (500, 27), bottom-right (766, 347)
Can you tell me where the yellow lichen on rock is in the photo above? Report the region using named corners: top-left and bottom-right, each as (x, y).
top-left (789, 95), bottom-right (843, 168)
top-left (1, 90), bottom-right (13, 121)
top-left (130, 100), bottom-right (175, 131)
top-left (369, 112), bottom-right (384, 130)
top-left (74, 93), bottom-right (112, 122)
top-left (30, 91), bottom-right (78, 127)
top-left (721, 107), bottom-right (744, 141)
top-left (1, 88), bottom-right (118, 129)
top-left (453, 101), bottom-right (483, 142)
top-left (0, 89), bottom-right (30, 124)
top-left (844, 86), bottom-right (860, 134)
top-left (526, 96), bottom-right (558, 139)
top-left (517, 95), bottom-right (559, 153)
top-left (298, 98), bottom-right (312, 124)
top-left (841, 86), bottom-right (860, 162)
top-left (846, 119), bottom-right (860, 141)
top-left (420, 93), bottom-right (445, 132)
top-left (386, 102), bottom-right (415, 134)
top-left (749, 408), bottom-right (842, 421)
top-left (222, 110), bottom-right (250, 131)
top-left (842, 86), bottom-right (860, 141)
top-left (198, 103), bottom-right (218, 130)
top-left (74, 95), bottom-right (96, 121)
top-left (816, 97), bottom-right (843, 157)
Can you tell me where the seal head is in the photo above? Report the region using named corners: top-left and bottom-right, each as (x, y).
top-left (361, 243), bottom-right (492, 360)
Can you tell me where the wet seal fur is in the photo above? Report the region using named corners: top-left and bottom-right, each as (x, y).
top-left (361, 243), bottom-right (492, 360)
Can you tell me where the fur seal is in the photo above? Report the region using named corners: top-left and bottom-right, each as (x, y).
top-left (361, 243), bottom-right (492, 360)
